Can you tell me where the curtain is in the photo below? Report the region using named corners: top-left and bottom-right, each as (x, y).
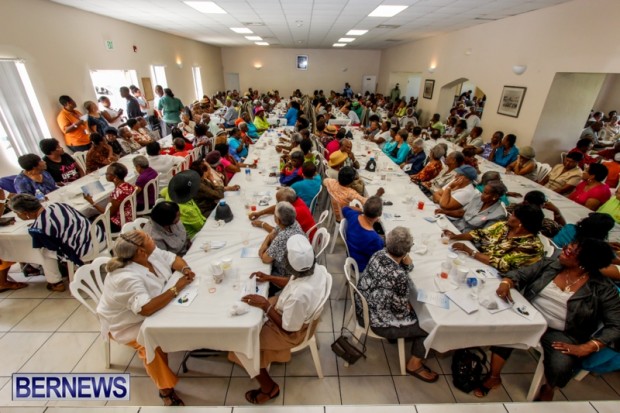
top-left (0, 60), bottom-right (48, 156)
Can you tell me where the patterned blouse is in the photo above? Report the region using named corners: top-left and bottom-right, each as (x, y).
top-left (266, 221), bottom-right (305, 276)
top-left (355, 250), bottom-right (417, 328)
top-left (470, 221), bottom-right (544, 273)
top-left (110, 182), bottom-right (135, 227)
top-left (410, 160), bottom-right (443, 182)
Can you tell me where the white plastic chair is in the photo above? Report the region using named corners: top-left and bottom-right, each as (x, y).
top-left (72, 151), bottom-right (87, 172)
top-left (137, 177), bottom-right (159, 216)
top-left (312, 227), bottom-right (331, 260)
top-left (111, 189), bottom-right (138, 238)
top-left (69, 256), bottom-right (112, 368)
top-left (343, 257), bottom-right (406, 375)
top-left (121, 217), bottom-right (150, 234)
top-left (535, 162), bottom-right (552, 183)
top-left (306, 210), bottom-right (329, 238)
top-left (67, 205), bottom-right (113, 282)
top-left (538, 234), bottom-right (555, 257)
top-left (338, 218), bottom-right (351, 257)
top-left (309, 185), bottom-right (323, 214)
top-left (290, 271), bottom-right (333, 378)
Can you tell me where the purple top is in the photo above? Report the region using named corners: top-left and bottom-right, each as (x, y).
top-left (135, 167), bottom-right (158, 210)
top-left (14, 171), bottom-right (58, 195)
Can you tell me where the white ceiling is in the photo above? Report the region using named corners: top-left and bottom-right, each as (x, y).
top-left (50, 0), bottom-right (571, 49)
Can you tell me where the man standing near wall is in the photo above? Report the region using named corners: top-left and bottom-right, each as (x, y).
top-left (390, 83), bottom-right (400, 102)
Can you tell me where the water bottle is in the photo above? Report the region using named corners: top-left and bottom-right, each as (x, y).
top-left (244, 168), bottom-right (251, 181)
top-left (35, 189), bottom-right (45, 202)
top-left (365, 157), bottom-right (376, 172)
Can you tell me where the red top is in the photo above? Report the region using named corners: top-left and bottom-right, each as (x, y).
top-left (568, 148), bottom-right (597, 169)
top-left (293, 198), bottom-right (316, 240)
top-left (568, 181), bottom-right (611, 207)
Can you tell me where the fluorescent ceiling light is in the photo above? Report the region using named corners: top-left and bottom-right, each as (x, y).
top-left (338, 38), bottom-right (355, 42)
top-left (255, 42), bottom-right (269, 46)
top-left (184, 1), bottom-right (226, 14)
top-left (346, 29), bottom-right (368, 36)
top-left (245, 36), bottom-right (263, 41)
top-left (230, 27), bottom-right (253, 34)
top-left (333, 43), bottom-right (346, 47)
top-left (368, 5), bottom-right (408, 17)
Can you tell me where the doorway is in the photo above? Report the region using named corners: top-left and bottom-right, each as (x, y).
top-left (436, 78), bottom-right (487, 122)
top-left (388, 71), bottom-right (422, 102)
top-left (362, 75), bottom-right (377, 95)
top-left (225, 73), bottom-right (240, 93)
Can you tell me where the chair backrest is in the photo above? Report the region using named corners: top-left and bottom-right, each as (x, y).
top-left (139, 177), bottom-right (159, 215)
top-left (343, 257), bottom-right (370, 328)
top-left (339, 218), bottom-right (351, 257)
top-left (312, 227), bottom-right (331, 258)
top-left (306, 209), bottom-right (329, 237)
top-left (72, 151), bottom-right (87, 172)
top-left (192, 146), bottom-right (203, 162)
top-left (538, 233), bottom-right (555, 257)
top-left (300, 271), bottom-right (333, 342)
top-left (535, 162), bottom-right (552, 183)
top-left (121, 217), bottom-right (150, 234)
top-left (349, 199), bottom-right (363, 209)
top-left (118, 188), bottom-right (138, 230)
top-left (309, 185), bottom-right (323, 213)
top-left (82, 206), bottom-right (113, 262)
top-left (69, 256), bottom-right (111, 314)
top-left (560, 151), bottom-right (568, 164)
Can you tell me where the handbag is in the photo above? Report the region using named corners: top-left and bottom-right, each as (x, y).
top-left (331, 284), bottom-right (369, 365)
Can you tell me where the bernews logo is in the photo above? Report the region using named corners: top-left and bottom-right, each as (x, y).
top-left (12, 373), bottom-right (130, 401)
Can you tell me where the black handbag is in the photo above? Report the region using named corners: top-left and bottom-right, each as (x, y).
top-left (331, 285), bottom-right (369, 365)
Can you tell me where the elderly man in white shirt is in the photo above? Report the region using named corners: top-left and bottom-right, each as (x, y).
top-left (145, 141), bottom-right (183, 187)
top-left (233, 234), bottom-right (331, 404)
top-left (97, 230), bottom-right (195, 406)
top-left (340, 105), bottom-right (360, 124)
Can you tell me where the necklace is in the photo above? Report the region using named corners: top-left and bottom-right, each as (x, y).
top-left (563, 272), bottom-right (587, 293)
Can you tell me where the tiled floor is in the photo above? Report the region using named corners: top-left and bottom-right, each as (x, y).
top-left (1, 242), bottom-right (620, 408)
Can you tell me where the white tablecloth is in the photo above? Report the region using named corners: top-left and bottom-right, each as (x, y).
top-left (137, 128), bottom-right (292, 376)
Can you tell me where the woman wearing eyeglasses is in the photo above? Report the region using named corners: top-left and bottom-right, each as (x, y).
top-left (97, 230), bottom-right (195, 406)
top-left (475, 239), bottom-right (620, 401)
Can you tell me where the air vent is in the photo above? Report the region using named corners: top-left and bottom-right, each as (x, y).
top-left (385, 39), bottom-right (402, 42)
top-left (474, 17), bottom-right (498, 21)
top-left (376, 24), bottom-right (401, 29)
top-left (242, 22), bottom-right (265, 26)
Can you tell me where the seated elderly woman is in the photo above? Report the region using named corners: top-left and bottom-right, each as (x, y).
top-left (356, 227), bottom-right (439, 383)
top-left (344, 196), bottom-right (385, 272)
top-left (568, 163), bottom-right (611, 211)
top-left (86, 133), bottom-right (117, 173)
top-left (233, 234), bottom-right (331, 404)
top-left (189, 160), bottom-right (240, 217)
top-left (507, 190), bottom-right (565, 238)
top-left (10, 194), bottom-right (105, 292)
top-left (254, 201), bottom-right (306, 278)
top-left (443, 204), bottom-right (545, 273)
top-left (476, 239), bottom-right (620, 400)
top-left (143, 201), bottom-right (190, 255)
top-left (324, 166), bottom-right (385, 222)
top-left (424, 151), bottom-right (465, 192)
top-left (84, 162), bottom-right (135, 233)
top-left (402, 138), bottom-right (426, 175)
top-left (250, 187), bottom-right (316, 238)
top-left (382, 129), bottom-right (411, 165)
top-left (13, 154), bottom-right (58, 196)
top-left (160, 171), bottom-right (206, 239)
top-left (506, 146), bottom-right (538, 181)
top-left (97, 230), bottom-right (196, 406)
top-left (431, 165), bottom-right (478, 211)
top-left (410, 145), bottom-right (445, 183)
top-left (438, 180), bottom-right (508, 233)
top-left (132, 155), bottom-right (158, 212)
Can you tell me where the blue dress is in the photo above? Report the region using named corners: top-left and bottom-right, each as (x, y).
top-left (343, 207), bottom-right (385, 272)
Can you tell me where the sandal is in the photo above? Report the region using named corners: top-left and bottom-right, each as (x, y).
top-left (159, 389), bottom-right (185, 406)
top-left (406, 364), bottom-right (439, 383)
top-left (474, 376), bottom-right (502, 398)
top-left (0, 281), bottom-right (28, 293)
top-left (245, 383), bottom-right (280, 404)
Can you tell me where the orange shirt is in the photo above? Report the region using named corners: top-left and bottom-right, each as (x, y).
top-left (603, 161), bottom-right (620, 188)
top-left (56, 108), bottom-right (90, 146)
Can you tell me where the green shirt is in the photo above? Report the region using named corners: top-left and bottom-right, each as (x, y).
top-left (160, 188), bottom-right (206, 239)
top-left (253, 116), bottom-right (270, 134)
top-left (470, 221), bottom-right (544, 273)
top-left (157, 96), bottom-right (184, 124)
top-left (598, 196), bottom-right (620, 223)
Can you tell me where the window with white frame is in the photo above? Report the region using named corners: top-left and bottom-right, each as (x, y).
top-left (192, 66), bottom-right (204, 100)
top-left (89, 69), bottom-right (138, 111)
top-left (0, 59), bottom-right (51, 164)
top-left (151, 65), bottom-right (168, 89)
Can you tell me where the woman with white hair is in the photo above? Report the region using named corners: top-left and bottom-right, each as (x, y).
top-left (356, 227), bottom-right (439, 383)
top-left (234, 234), bottom-right (331, 404)
top-left (97, 230), bottom-right (195, 406)
top-left (256, 201), bottom-right (306, 277)
top-left (402, 137), bottom-right (426, 175)
top-left (410, 144), bottom-right (445, 183)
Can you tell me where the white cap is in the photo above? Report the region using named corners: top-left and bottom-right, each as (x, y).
top-left (614, 152), bottom-right (620, 162)
top-left (287, 234), bottom-right (315, 272)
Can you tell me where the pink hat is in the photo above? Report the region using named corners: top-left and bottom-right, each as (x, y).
top-left (254, 106), bottom-right (265, 115)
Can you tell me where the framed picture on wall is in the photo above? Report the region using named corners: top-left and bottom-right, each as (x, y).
top-left (296, 55), bottom-right (308, 70)
top-left (497, 86), bottom-right (527, 118)
top-left (423, 79), bottom-right (435, 99)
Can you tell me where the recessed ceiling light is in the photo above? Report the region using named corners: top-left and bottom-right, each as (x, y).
top-left (347, 29), bottom-right (368, 36)
top-left (368, 5), bottom-right (408, 17)
top-left (245, 36), bottom-right (263, 41)
top-left (184, 1), bottom-right (226, 14)
top-left (230, 27), bottom-right (253, 34)
top-left (255, 42), bottom-right (269, 46)
top-left (333, 43), bottom-right (346, 47)
top-left (338, 38), bottom-right (355, 43)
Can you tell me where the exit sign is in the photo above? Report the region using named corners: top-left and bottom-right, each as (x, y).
top-left (105, 40), bottom-right (114, 50)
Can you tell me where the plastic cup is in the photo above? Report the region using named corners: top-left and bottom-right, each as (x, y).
top-left (440, 262), bottom-right (451, 279)
top-left (441, 235), bottom-right (450, 245)
top-left (417, 200), bottom-right (425, 210)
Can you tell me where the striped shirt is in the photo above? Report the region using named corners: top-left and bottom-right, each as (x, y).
top-left (29, 203), bottom-right (104, 264)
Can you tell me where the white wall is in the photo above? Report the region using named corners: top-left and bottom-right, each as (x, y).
top-left (0, 0), bottom-right (224, 175)
top-left (378, 0), bottom-right (620, 152)
top-left (594, 74), bottom-right (620, 115)
top-left (221, 47), bottom-right (381, 96)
